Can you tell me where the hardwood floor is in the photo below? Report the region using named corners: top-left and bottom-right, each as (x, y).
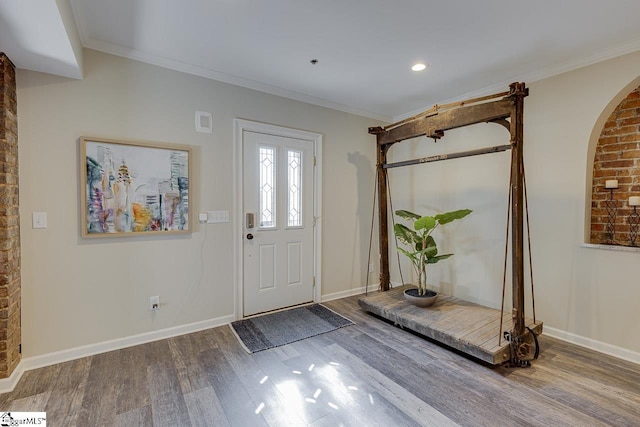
top-left (1, 295), bottom-right (639, 426)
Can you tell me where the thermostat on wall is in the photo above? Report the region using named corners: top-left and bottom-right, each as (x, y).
top-left (195, 111), bottom-right (213, 133)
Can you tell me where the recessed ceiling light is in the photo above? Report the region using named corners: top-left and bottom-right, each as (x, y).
top-left (411, 63), bottom-right (427, 71)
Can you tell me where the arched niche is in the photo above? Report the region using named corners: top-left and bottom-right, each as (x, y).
top-left (587, 76), bottom-right (640, 245)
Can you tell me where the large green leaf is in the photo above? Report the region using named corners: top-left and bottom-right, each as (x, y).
top-left (414, 216), bottom-right (436, 231)
top-left (424, 235), bottom-right (437, 258)
top-left (434, 209), bottom-right (473, 225)
top-left (395, 210), bottom-right (421, 221)
top-left (426, 253), bottom-right (453, 264)
top-left (394, 223), bottom-right (419, 246)
top-left (395, 207), bottom-right (471, 269)
top-left (397, 247), bottom-right (419, 264)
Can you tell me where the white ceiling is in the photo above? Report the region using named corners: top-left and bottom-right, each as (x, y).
top-left (4, 1), bottom-right (640, 122)
top-left (0, 0), bottom-right (82, 79)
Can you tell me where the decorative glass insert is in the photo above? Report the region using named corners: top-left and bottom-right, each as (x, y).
top-left (259, 146), bottom-right (276, 228)
top-left (288, 150), bottom-right (302, 227)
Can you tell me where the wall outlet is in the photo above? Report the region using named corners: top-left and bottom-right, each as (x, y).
top-left (369, 262), bottom-right (374, 273)
top-left (150, 296), bottom-right (160, 311)
top-left (207, 210), bottom-right (229, 223)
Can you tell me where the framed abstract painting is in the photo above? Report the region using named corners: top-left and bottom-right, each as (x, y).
top-left (81, 137), bottom-right (191, 237)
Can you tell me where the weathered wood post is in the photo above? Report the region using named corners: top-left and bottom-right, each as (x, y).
top-left (369, 127), bottom-right (391, 291)
top-left (509, 82), bottom-right (528, 338)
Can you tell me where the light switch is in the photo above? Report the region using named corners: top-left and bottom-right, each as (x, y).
top-left (198, 213), bottom-right (208, 222)
top-left (32, 212), bottom-right (47, 229)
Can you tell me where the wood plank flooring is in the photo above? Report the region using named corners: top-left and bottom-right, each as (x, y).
top-left (1, 295), bottom-right (639, 426)
top-left (358, 285), bottom-right (543, 364)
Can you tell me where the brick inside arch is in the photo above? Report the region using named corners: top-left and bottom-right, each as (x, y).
top-left (0, 53), bottom-right (21, 378)
top-left (590, 85), bottom-right (640, 245)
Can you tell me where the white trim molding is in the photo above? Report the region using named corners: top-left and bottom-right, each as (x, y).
top-left (1, 298), bottom-right (638, 394)
top-left (321, 284), bottom-right (381, 303)
top-left (544, 326), bottom-right (640, 365)
top-left (324, 281), bottom-right (640, 366)
top-left (0, 362), bottom-right (25, 394)
top-left (0, 314), bottom-right (234, 394)
top-left (581, 243), bottom-right (640, 254)
top-left (233, 119), bottom-right (323, 320)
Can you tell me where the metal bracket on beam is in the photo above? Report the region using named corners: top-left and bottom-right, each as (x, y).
top-left (428, 128), bottom-right (445, 140)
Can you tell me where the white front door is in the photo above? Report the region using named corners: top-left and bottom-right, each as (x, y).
top-left (242, 131), bottom-right (315, 316)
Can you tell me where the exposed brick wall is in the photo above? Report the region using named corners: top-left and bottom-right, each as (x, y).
top-left (0, 53), bottom-right (21, 378)
top-left (590, 85), bottom-right (640, 245)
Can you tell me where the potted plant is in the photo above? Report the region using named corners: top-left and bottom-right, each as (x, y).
top-left (394, 208), bottom-right (472, 307)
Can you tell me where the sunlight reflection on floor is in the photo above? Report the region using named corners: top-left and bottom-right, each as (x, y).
top-left (254, 402), bottom-right (265, 414)
top-left (254, 356), bottom-right (377, 424)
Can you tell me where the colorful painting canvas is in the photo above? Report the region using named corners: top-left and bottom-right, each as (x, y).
top-left (81, 137), bottom-right (191, 237)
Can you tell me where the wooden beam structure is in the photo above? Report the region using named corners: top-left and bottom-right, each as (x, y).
top-left (367, 82), bottom-right (538, 365)
top-left (373, 97), bottom-right (514, 145)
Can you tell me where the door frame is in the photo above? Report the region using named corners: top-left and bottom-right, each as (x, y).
top-left (233, 119), bottom-right (322, 319)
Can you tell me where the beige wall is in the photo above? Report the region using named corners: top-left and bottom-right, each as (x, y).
top-left (18, 47), bottom-right (640, 361)
top-left (17, 49), bottom-right (379, 358)
top-left (388, 51), bottom-right (640, 355)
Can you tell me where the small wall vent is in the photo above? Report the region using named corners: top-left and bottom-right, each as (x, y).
top-left (195, 111), bottom-right (213, 133)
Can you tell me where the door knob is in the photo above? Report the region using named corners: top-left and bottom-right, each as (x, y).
top-left (247, 233), bottom-right (254, 240)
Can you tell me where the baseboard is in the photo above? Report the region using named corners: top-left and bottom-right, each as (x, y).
top-left (544, 326), bottom-right (640, 365)
top-left (321, 283), bottom-right (380, 302)
top-left (0, 361), bottom-right (25, 394)
top-left (0, 314), bottom-right (234, 394)
top-left (4, 302), bottom-right (635, 394)
top-left (322, 285), bottom-right (640, 366)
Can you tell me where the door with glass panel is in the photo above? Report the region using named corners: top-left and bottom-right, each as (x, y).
top-left (243, 131), bottom-right (314, 316)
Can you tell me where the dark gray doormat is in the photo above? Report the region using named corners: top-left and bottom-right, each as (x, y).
top-left (230, 304), bottom-right (354, 353)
